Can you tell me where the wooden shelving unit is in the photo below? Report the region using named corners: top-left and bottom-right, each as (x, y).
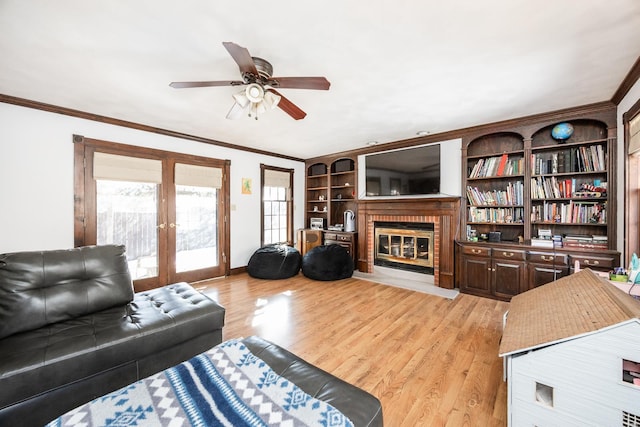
top-left (457, 107), bottom-right (620, 300)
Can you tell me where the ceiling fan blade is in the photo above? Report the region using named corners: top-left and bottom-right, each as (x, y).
top-left (170, 80), bottom-right (244, 88)
top-left (268, 89), bottom-right (306, 120)
top-left (268, 77), bottom-right (331, 90)
top-left (222, 41), bottom-right (259, 77)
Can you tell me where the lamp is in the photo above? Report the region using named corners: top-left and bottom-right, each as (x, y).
top-left (226, 83), bottom-right (281, 120)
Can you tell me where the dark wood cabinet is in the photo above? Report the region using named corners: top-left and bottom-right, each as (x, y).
top-left (458, 244), bottom-right (524, 300)
top-left (526, 252), bottom-right (569, 290)
top-left (457, 241), bottom-right (619, 300)
top-left (492, 249), bottom-right (526, 299)
top-left (460, 253), bottom-right (492, 297)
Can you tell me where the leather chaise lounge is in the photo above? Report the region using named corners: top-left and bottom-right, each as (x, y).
top-left (0, 244), bottom-right (226, 426)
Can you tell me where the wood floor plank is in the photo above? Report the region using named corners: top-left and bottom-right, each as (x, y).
top-left (195, 273), bottom-right (510, 426)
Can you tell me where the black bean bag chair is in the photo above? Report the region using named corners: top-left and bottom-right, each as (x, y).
top-left (302, 244), bottom-right (354, 281)
top-left (247, 245), bottom-right (302, 279)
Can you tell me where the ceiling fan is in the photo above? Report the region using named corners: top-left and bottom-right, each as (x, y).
top-left (170, 41), bottom-right (330, 120)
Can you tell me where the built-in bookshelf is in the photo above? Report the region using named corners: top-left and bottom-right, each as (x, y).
top-left (461, 114), bottom-right (616, 250)
top-left (464, 132), bottom-right (526, 242)
top-left (305, 157), bottom-right (357, 230)
top-left (458, 107), bottom-right (619, 300)
top-left (529, 119), bottom-right (611, 246)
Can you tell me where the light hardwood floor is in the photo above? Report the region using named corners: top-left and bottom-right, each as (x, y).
top-left (194, 273), bottom-right (510, 426)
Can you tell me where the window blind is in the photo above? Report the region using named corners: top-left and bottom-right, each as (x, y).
top-left (93, 152), bottom-right (162, 183)
top-left (175, 163), bottom-right (223, 188)
top-left (264, 169), bottom-right (291, 188)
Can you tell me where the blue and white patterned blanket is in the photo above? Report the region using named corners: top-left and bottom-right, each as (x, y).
top-left (46, 339), bottom-right (353, 427)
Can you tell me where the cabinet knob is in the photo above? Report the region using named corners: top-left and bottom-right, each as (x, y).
top-left (541, 255), bottom-right (551, 261)
top-left (503, 252), bottom-right (514, 258)
top-left (583, 259), bottom-right (599, 266)
top-left (472, 249), bottom-right (481, 254)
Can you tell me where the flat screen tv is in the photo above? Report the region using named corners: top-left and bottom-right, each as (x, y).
top-left (363, 143), bottom-right (440, 197)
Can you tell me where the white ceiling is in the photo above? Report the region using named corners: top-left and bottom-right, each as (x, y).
top-left (1, 1), bottom-right (639, 159)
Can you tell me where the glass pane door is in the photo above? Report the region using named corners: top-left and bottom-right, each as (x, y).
top-left (96, 180), bottom-right (159, 280)
top-left (175, 184), bottom-right (218, 272)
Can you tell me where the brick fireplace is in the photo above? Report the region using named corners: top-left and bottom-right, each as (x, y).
top-left (356, 197), bottom-right (460, 289)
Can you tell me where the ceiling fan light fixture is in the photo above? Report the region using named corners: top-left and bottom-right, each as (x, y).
top-left (263, 90), bottom-right (281, 109)
top-left (232, 92), bottom-right (251, 108)
top-left (226, 101), bottom-right (248, 120)
top-left (245, 83), bottom-right (264, 103)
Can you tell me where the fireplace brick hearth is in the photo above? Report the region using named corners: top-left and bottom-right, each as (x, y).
top-left (357, 197), bottom-right (461, 289)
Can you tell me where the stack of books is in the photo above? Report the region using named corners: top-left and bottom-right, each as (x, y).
top-left (531, 229), bottom-right (555, 248)
top-left (563, 234), bottom-right (608, 249)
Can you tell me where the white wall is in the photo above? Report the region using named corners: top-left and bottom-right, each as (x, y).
top-left (617, 78), bottom-right (640, 263)
top-left (0, 103), bottom-right (305, 268)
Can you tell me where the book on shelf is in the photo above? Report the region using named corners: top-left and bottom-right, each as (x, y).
top-left (530, 144), bottom-right (606, 175)
top-left (496, 153), bottom-right (508, 176)
top-left (563, 234), bottom-right (594, 243)
top-left (531, 238), bottom-right (554, 248)
top-left (562, 241), bottom-right (608, 250)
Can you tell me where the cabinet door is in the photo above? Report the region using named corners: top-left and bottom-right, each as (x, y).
top-left (492, 260), bottom-right (525, 299)
top-left (460, 255), bottom-right (492, 296)
top-left (527, 263), bottom-right (569, 290)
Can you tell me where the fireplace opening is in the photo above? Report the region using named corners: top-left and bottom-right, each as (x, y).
top-left (374, 222), bottom-right (434, 274)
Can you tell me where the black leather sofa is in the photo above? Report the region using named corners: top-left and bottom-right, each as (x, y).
top-left (243, 336), bottom-right (383, 426)
top-left (0, 244), bottom-right (225, 426)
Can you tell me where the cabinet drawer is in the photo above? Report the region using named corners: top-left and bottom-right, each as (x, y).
top-left (569, 254), bottom-right (616, 270)
top-left (493, 249), bottom-right (526, 261)
top-left (324, 232), bottom-right (337, 240)
top-left (462, 246), bottom-right (490, 257)
top-left (336, 233), bottom-right (352, 242)
top-left (325, 232), bottom-right (352, 242)
top-left (528, 252), bottom-right (568, 265)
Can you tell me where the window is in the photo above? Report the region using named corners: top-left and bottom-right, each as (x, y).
top-left (624, 99), bottom-right (640, 261)
top-left (261, 165), bottom-right (293, 246)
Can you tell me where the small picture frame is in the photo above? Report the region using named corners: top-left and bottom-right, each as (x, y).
top-left (241, 178), bottom-right (252, 195)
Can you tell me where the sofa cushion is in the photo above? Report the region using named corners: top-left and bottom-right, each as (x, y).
top-left (0, 245), bottom-right (134, 339)
top-left (242, 336), bottom-right (383, 427)
top-left (0, 282), bottom-right (225, 411)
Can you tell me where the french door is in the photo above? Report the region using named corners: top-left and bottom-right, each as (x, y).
top-left (74, 136), bottom-right (230, 291)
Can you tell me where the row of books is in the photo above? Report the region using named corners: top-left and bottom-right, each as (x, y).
top-left (531, 234), bottom-right (608, 249)
top-left (530, 144), bottom-right (606, 175)
top-left (466, 181), bottom-right (524, 206)
top-left (564, 234), bottom-right (608, 249)
top-left (530, 177), bottom-right (607, 199)
top-left (468, 153), bottom-right (524, 178)
top-left (530, 201), bottom-right (607, 224)
top-left (468, 207), bottom-right (525, 224)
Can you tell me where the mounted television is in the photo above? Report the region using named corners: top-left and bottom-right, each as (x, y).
top-left (362, 143), bottom-right (441, 197)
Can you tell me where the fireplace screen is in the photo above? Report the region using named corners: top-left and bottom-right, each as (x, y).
top-left (375, 225), bottom-right (434, 273)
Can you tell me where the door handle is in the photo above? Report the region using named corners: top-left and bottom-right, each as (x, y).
top-left (169, 223), bottom-right (180, 228)
top-left (157, 223), bottom-right (166, 229)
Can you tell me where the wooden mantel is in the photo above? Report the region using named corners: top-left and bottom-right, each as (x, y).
top-left (357, 197), bottom-right (461, 289)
